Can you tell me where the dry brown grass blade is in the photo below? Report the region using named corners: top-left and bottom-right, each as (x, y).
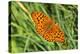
top-left (16, 1), bottom-right (33, 21)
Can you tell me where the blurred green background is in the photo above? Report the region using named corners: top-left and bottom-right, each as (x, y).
top-left (9, 1), bottom-right (78, 53)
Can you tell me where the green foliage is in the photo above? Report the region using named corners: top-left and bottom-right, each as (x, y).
top-left (9, 1), bottom-right (78, 53)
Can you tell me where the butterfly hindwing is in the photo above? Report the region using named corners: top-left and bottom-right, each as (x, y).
top-left (43, 24), bottom-right (64, 42)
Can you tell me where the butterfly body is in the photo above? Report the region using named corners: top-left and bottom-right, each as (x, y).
top-left (31, 12), bottom-right (64, 42)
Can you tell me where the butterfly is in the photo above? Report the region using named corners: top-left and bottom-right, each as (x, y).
top-left (31, 11), bottom-right (64, 42)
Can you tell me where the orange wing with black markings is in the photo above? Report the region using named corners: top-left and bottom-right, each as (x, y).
top-left (31, 11), bottom-right (64, 42)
